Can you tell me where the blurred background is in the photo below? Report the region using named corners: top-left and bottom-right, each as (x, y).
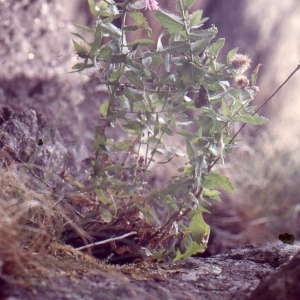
top-left (1, 0), bottom-right (300, 254)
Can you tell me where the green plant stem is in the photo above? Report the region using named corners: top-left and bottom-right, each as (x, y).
top-left (178, 0), bottom-right (194, 61)
top-left (141, 121), bottom-right (170, 184)
top-left (132, 134), bottom-right (142, 186)
top-left (120, 2), bottom-right (129, 53)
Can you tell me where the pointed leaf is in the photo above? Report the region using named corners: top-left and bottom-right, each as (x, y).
top-left (160, 41), bottom-right (190, 54)
top-left (127, 11), bottom-right (152, 37)
top-left (154, 10), bottom-right (184, 33)
top-left (101, 23), bottom-right (121, 38)
top-left (100, 102), bottom-right (109, 117)
top-left (72, 33), bottom-right (89, 44)
top-left (221, 100), bottom-right (231, 118)
top-left (127, 39), bottom-right (155, 47)
top-left (186, 139), bottom-right (195, 161)
top-left (182, 0), bottom-right (196, 9)
top-left (174, 241), bottom-right (206, 261)
top-left (190, 10), bottom-right (203, 27)
top-left (233, 113), bottom-right (269, 125)
top-left (191, 37), bottom-right (213, 54)
top-left (125, 71), bottom-right (144, 89)
top-left (203, 172), bottom-right (234, 191)
top-left (87, 0), bottom-right (98, 17)
top-left (189, 207), bottom-right (210, 244)
top-left (226, 47), bottom-right (239, 65)
top-left (209, 38), bottom-right (225, 57)
top-left (74, 24), bottom-right (95, 33)
top-left (73, 39), bottom-right (87, 57)
top-left (89, 25), bottom-right (103, 56)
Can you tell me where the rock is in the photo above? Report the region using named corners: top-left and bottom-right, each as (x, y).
top-left (0, 106), bottom-right (69, 189)
top-left (249, 249), bottom-right (300, 300)
top-left (0, 243), bottom-right (299, 300)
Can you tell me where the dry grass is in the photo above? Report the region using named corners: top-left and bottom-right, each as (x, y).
top-left (0, 166), bottom-right (65, 279)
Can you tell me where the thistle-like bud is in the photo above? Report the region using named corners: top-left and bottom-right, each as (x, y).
top-left (229, 54), bottom-right (251, 75)
top-left (234, 75), bottom-right (249, 89)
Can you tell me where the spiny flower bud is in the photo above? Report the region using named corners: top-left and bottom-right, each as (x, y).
top-left (229, 54), bottom-right (251, 75)
top-left (234, 75), bottom-right (249, 89)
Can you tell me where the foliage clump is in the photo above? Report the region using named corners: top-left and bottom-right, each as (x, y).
top-left (70, 0), bottom-right (267, 262)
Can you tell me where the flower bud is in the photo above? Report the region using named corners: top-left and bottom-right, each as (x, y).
top-left (230, 54), bottom-right (251, 75)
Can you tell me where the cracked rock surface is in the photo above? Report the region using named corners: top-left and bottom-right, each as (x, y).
top-left (1, 244), bottom-right (299, 300)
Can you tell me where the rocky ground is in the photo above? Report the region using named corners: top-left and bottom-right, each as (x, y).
top-left (1, 243), bottom-right (300, 300)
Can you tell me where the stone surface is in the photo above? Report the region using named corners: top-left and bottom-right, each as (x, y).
top-left (0, 243), bottom-right (299, 300)
top-left (249, 249), bottom-right (300, 300)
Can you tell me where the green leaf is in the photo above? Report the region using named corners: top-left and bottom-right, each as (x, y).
top-left (91, 134), bottom-right (107, 152)
top-left (121, 120), bottom-right (145, 134)
top-left (203, 172), bottom-right (234, 191)
top-left (156, 146), bottom-right (184, 158)
top-left (182, 0), bottom-right (196, 9)
top-left (238, 88), bottom-right (253, 102)
top-left (195, 155), bottom-right (206, 190)
top-left (186, 139), bottom-right (195, 161)
top-left (141, 178), bottom-right (194, 203)
top-left (127, 39), bottom-right (155, 47)
top-left (191, 37), bottom-right (213, 54)
top-left (102, 165), bottom-right (123, 171)
top-left (148, 54), bottom-right (164, 67)
top-left (72, 33), bottom-right (89, 44)
top-left (174, 241), bottom-right (206, 261)
top-left (70, 57), bottom-right (90, 72)
top-left (203, 189), bottom-right (221, 201)
top-left (138, 205), bottom-right (161, 227)
top-left (160, 41), bottom-right (190, 54)
top-left (101, 23), bottom-right (122, 38)
top-left (87, 0), bottom-right (98, 17)
top-left (125, 71), bottom-right (144, 89)
top-left (89, 25), bottom-right (103, 56)
top-left (177, 130), bottom-right (197, 138)
top-left (226, 47), bottom-right (238, 65)
top-left (208, 38), bottom-right (225, 57)
top-left (124, 88), bottom-right (142, 111)
top-left (189, 28), bottom-right (216, 39)
top-left (161, 124), bottom-right (173, 136)
top-left (73, 39), bottom-right (87, 56)
top-left (233, 113), bottom-right (269, 125)
top-left (123, 25), bottom-right (140, 32)
top-left (127, 11), bottom-right (152, 38)
top-left (221, 100), bottom-right (231, 118)
top-left (97, 41), bottom-right (112, 60)
top-left (100, 102), bottom-right (109, 117)
top-left (189, 206), bottom-right (210, 244)
top-left (95, 189), bottom-right (111, 205)
top-left (74, 24), bottom-right (95, 33)
top-left (107, 182), bottom-right (137, 198)
top-left (126, 60), bottom-right (151, 78)
top-left (190, 10), bottom-right (203, 27)
top-left (100, 111), bottom-right (125, 122)
top-left (178, 62), bottom-right (205, 86)
top-left (154, 10), bottom-right (184, 33)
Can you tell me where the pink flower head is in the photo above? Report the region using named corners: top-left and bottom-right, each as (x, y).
top-left (145, 0), bottom-right (159, 10)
